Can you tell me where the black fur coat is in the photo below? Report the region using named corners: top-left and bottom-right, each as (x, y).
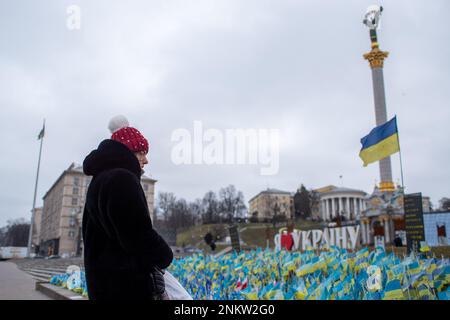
top-left (82, 139), bottom-right (173, 300)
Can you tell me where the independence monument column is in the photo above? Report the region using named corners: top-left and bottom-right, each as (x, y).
top-left (363, 5), bottom-right (395, 193)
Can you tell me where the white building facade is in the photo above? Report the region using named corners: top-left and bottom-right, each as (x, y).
top-left (316, 186), bottom-right (367, 222)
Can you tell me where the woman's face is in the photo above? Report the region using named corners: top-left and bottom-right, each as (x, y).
top-left (134, 151), bottom-right (148, 169)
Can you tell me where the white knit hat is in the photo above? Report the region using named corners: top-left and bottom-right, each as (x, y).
top-left (108, 115), bottom-right (129, 134)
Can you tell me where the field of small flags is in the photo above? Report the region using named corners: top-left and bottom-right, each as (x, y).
top-left (49, 270), bottom-right (88, 297)
top-left (49, 246), bottom-right (450, 300)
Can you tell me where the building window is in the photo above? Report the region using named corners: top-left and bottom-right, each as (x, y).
top-left (69, 217), bottom-right (76, 227)
top-left (74, 177), bottom-right (80, 186)
top-left (73, 187), bottom-right (79, 195)
top-left (72, 198), bottom-right (78, 206)
top-left (143, 184), bottom-right (149, 191)
top-left (68, 231), bottom-right (75, 238)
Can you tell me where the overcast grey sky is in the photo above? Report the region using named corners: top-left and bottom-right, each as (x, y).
top-left (0, 0), bottom-right (449, 227)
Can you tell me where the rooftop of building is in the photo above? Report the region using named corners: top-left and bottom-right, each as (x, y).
top-left (314, 185), bottom-right (367, 196)
top-left (249, 188), bottom-right (293, 203)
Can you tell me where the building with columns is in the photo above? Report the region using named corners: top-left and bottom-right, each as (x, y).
top-left (314, 185), bottom-right (367, 222)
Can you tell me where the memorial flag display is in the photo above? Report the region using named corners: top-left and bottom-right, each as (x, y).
top-left (359, 116), bottom-right (400, 167)
top-left (49, 246), bottom-right (449, 300)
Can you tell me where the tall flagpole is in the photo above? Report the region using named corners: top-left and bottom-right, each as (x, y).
top-left (27, 119), bottom-right (45, 257)
top-left (395, 117), bottom-right (405, 192)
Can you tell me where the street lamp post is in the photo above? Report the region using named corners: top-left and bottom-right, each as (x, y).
top-left (28, 120), bottom-right (45, 257)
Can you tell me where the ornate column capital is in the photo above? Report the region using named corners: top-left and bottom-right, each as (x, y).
top-left (379, 181), bottom-right (396, 192)
top-left (363, 47), bottom-right (389, 69)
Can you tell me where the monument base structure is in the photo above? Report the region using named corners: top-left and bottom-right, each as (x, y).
top-left (358, 184), bottom-right (432, 247)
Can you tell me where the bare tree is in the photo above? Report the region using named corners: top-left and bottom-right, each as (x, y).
top-left (1, 219), bottom-right (30, 247)
top-left (218, 185), bottom-right (247, 222)
top-left (0, 226), bottom-right (7, 246)
top-left (439, 198), bottom-right (450, 211)
top-left (202, 191), bottom-right (220, 224)
top-left (156, 194), bottom-right (205, 231)
top-left (157, 192), bottom-right (176, 222)
top-left (156, 186), bottom-right (247, 227)
top-left (167, 199), bottom-right (191, 231)
top-left (188, 199), bottom-right (203, 225)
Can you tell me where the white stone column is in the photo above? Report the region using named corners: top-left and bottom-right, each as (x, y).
top-left (320, 200), bottom-right (323, 220)
top-left (348, 198), bottom-right (352, 220)
top-left (325, 199), bottom-right (330, 220)
top-left (345, 197), bottom-right (348, 217)
top-left (343, 197), bottom-right (347, 218)
top-left (331, 198), bottom-right (335, 218)
top-left (346, 197), bottom-right (351, 220)
top-left (388, 219), bottom-right (392, 243)
top-left (389, 218), bottom-right (395, 243)
top-left (353, 198), bottom-right (357, 219)
top-left (357, 198), bottom-right (361, 216)
top-left (329, 199), bottom-right (333, 219)
top-left (384, 218), bottom-right (390, 244)
top-left (330, 198), bottom-right (336, 219)
top-left (360, 221), bottom-right (365, 245)
top-left (366, 221), bottom-right (371, 244)
top-left (321, 200), bottom-right (326, 221)
top-left (363, 222), bottom-right (367, 244)
top-left (342, 197), bottom-right (346, 218)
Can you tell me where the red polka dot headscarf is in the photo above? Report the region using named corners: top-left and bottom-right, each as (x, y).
top-left (108, 115), bottom-right (149, 154)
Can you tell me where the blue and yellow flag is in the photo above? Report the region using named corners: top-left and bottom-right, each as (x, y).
top-left (359, 116), bottom-right (400, 167)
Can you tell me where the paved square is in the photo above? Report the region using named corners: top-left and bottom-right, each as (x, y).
top-left (0, 261), bottom-right (51, 300)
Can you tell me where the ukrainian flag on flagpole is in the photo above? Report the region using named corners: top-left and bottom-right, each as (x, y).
top-left (359, 116), bottom-right (400, 167)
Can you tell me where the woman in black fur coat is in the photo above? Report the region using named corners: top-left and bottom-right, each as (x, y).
top-left (81, 116), bottom-right (172, 300)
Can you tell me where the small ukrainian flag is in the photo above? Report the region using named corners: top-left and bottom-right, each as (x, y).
top-left (359, 116), bottom-right (400, 167)
top-left (382, 279), bottom-right (405, 300)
